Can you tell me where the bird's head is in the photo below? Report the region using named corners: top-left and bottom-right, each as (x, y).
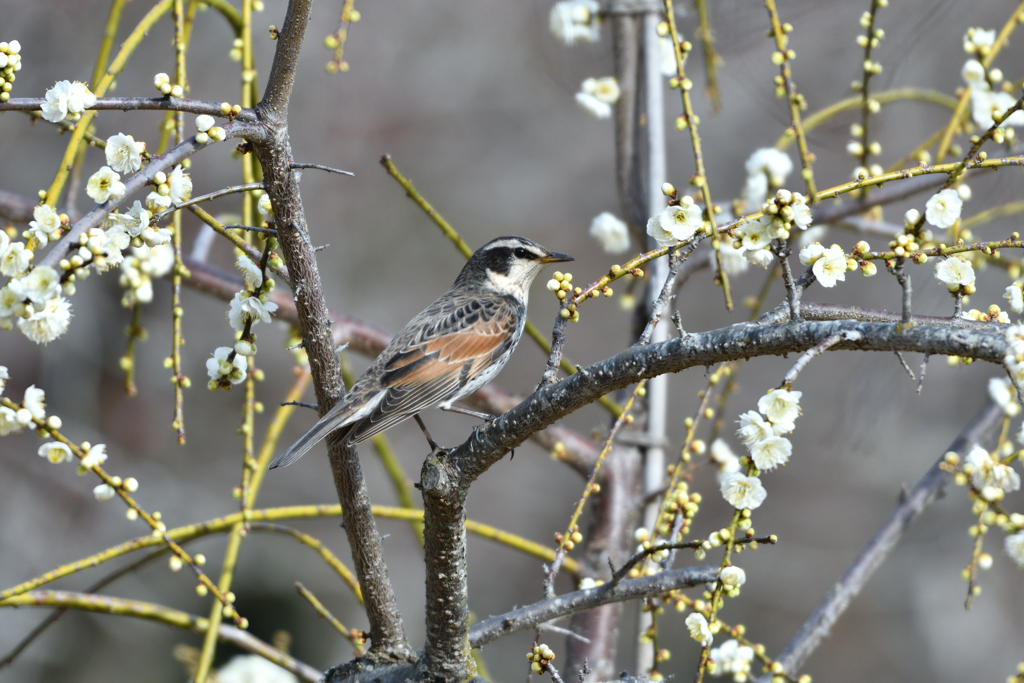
top-left (462, 236), bottom-right (574, 300)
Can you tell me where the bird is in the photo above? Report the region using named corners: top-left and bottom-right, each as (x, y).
top-left (269, 235), bottom-right (574, 469)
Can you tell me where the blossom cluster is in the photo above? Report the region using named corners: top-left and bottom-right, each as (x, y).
top-left (709, 638), bottom-right (755, 682)
top-left (40, 80), bottom-right (96, 123)
top-left (732, 189), bottom-right (814, 270)
top-left (962, 28), bottom-right (1024, 135)
top-left (718, 389), bottom-right (802, 510)
top-left (0, 40), bottom-right (22, 102)
top-left (647, 196), bottom-right (704, 247)
top-left (207, 256), bottom-right (278, 388)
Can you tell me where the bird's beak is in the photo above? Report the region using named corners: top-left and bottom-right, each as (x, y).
top-left (539, 252), bottom-right (574, 264)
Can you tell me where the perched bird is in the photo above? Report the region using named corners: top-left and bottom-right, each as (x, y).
top-left (270, 236), bottom-right (573, 469)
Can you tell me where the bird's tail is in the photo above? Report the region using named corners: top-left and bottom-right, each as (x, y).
top-left (269, 417), bottom-right (351, 469)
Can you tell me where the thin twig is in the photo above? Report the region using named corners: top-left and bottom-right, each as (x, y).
top-left (153, 182), bottom-right (263, 222)
top-left (223, 224), bottom-right (279, 235)
top-left (290, 162), bottom-right (354, 176)
top-left (893, 351), bottom-right (916, 380)
top-left (637, 250), bottom-right (682, 346)
top-left (781, 332), bottom-right (860, 387)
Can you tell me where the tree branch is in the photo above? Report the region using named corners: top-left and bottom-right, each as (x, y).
top-left (0, 96), bottom-right (257, 120)
top-left (249, 0), bottom-right (411, 661)
top-left (469, 564), bottom-right (719, 648)
top-left (760, 400), bottom-right (1003, 680)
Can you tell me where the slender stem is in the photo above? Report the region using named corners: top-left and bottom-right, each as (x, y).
top-left (763, 0), bottom-right (817, 202)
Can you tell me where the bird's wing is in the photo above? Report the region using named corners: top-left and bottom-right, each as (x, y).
top-left (345, 296), bottom-right (519, 443)
top-left (269, 297), bottom-right (518, 469)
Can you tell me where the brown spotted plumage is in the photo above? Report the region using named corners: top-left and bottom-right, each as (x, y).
top-left (270, 236), bottom-right (573, 469)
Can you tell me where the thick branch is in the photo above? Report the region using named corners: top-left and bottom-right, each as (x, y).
top-left (250, 0), bottom-right (410, 661)
top-left (755, 302), bottom-right (995, 330)
top-left (419, 455), bottom-right (473, 681)
top-left (762, 400), bottom-right (1002, 679)
top-left (445, 319), bottom-right (1007, 486)
top-left (469, 564), bottom-right (718, 648)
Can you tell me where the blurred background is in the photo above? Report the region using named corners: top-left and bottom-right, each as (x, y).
top-left (1, 0), bottom-right (1023, 681)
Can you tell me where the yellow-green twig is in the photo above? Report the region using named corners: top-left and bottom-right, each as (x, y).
top-left (295, 582), bottom-right (366, 653)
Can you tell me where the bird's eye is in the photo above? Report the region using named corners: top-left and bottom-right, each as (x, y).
top-left (514, 247), bottom-right (528, 258)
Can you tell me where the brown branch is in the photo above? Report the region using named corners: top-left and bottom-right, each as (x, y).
top-left (0, 96), bottom-right (257, 121)
top-left (250, 0), bottom-right (411, 661)
top-left (761, 400), bottom-right (1003, 680)
top-left (469, 564), bottom-right (719, 648)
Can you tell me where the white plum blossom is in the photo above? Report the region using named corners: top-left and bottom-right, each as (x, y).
top-left (120, 244), bottom-right (175, 306)
top-left (737, 410), bottom-right (774, 447)
top-left (791, 201), bottom-right (813, 230)
top-left (589, 212), bottom-right (630, 253)
top-left (1, 241), bottom-right (31, 277)
top-left (145, 191), bottom-right (172, 213)
top-left (988, 377), bottom-right (1019, 416)
top-left (646, 198), bottom-right (703, 246)
top-left (40, 81), bottom-right (72, 122)
top-left (236, 256), bottom-right (264, 290)
top-left (141, 225), bottom-right (173, 247)
top-left (965, 444), bottom-right (1020, 493)
top-left (717, 240), bottom-right (748, 276)
top-left (257, 194), bottom-right (273, 216)
top-left (216, 654), bottom-right (298, 683)
top-left (719, 565), bottom-right (746, 589)
top-left (720, 472), bottom-right (767, 510)
top-left (0, 406), bottom-right (21, 435)
top-left (1004, 282), bottom-right (1024, 314)
top-left (29, 204), bottom-right (62, 246)
top-left (93, 484), bottom-right (116, 501)
top-left (745, 148), bottom-right (793, 188)
top-left (10, 266), bottom-right (61, 305)
top-left (924, 189), bottom-right (963, 229)
top-left (575, 77), bottom-right (620, 119)
top-left (685, 612), bottom-right (713, 648)
top-left (167, 165), bottom-right (193, 204)
top-left (739, 218), bottom-right (772, 253)
top-left (741, 172), bottom-right (769, 213)
top-left (758, 389), bottom-right (801, 426)
top-left (799, 242), bottom-right (825, 266)
top-left (105, 133), bottom-right (144, 174)
top-left (22, 385), bottom-right (46, 420)
top-left (207, 346), bottom-right (248, 385)
top-left (228, 292), bottom-right (278, 331)
top-left (709, 639), bottom-right (755, 681)
top-left (744, 247), bottom-right (774, 269)
top-left (195, 114), bottom-right (215, 132)
top-left (548, 0), bottom-right (601, 46)
top-left (40, 81), bottom-right (94, 122)
top-left (810, 245), bottom-right (847, 288)
top-left (18, 296), bottom-right (72, 343)
top-left (66, 81), bottom-right (96, 115)
top-left (80, 444), bottom-right (108, 470)
top-left (109, 201), bottom-right (151, 238)
top-left (38, 441), bottom-right (73, 464)
top-left (1005, 531), bottom-right (1024, 568)
top-left (86, 166), bottom-right (126, 203)
top-left (749, 436), bottom-right (792, 470)
top-left (933, 256), bottom-right (974, 291)
top-left (0, 365), bottom-right (7, 394)
top-left (962, 59), bottom-right (986, 87)
top-left (710, 438), bottom-right (741, 480)
top-left (964, 27), bottom-right (997, 53)
top-left (971, 89), bottom-right (1024, 129)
